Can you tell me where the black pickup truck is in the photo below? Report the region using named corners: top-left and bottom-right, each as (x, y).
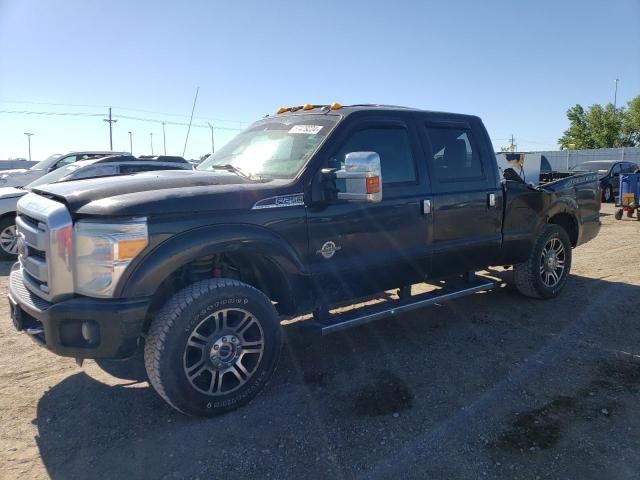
top-left (8, 104), bottom-right (601, 416)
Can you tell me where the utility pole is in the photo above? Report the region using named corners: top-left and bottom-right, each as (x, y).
top-left (162, 122), bottom-right (167, 155)
top-left (614, 78), bottom-right (620, 109)
top-left (150, 132), bottom-right (154, 155)
top-left (128, 131), bottom-right (133, 155)
top-left (207, 121), bottom-right (215, 153)
top-left (103, 107), bottom-right (117, 150)
top-left (509, 134), bottom-right (516, 152)
top-left (24, 132), bottom-right (34, 161)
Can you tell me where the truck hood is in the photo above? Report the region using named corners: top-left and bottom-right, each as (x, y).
top-left (32, 169), bottom-right (294, 217)
top-left (0, 168), bottom-right (31, 176)
top-left (0, 187), bottom-right (28, 200)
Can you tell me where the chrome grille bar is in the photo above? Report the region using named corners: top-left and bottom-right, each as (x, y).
top-left (15, 193), bottom-right (74, 303)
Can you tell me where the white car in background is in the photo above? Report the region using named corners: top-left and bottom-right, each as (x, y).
top-left (0, 154), bottom-right (193, 259)
top-left (0, 150), bottom-right (129, 188)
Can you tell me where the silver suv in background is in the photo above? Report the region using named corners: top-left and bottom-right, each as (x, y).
top-left (0, 154), bottom-right (192, 259)
top-left (0, 151), bottom-right (129, 188)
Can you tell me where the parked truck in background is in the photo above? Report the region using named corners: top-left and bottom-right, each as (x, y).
top-left (8, 104), bottom-right (601, 416)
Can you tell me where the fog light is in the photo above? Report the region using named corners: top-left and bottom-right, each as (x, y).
top-left (81, 321), bottom-right (100, 343)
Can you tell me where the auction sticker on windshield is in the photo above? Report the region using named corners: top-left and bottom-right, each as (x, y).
top-left (288, 125), bottom-right (323, 134)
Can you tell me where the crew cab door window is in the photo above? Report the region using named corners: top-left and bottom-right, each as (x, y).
top-left (335, 126), bottom-right (417, 185)
top-left (426, 128), bottom-right (483, 182)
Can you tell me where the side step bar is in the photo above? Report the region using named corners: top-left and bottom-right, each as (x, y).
top-left (312, 279), bottom-right (495, 335)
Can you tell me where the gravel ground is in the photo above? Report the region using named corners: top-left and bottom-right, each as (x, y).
top-left (1, 202), bottom-right (639, 480)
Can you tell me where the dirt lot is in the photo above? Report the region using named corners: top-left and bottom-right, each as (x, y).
top-left (1, 202), bottom-right (639, 479)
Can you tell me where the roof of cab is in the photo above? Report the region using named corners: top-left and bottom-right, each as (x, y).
top-left (270, 104), bottom-right (478, 121)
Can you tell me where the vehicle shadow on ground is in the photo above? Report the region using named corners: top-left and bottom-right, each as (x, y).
top-left (35, 273), bottom-right (640, 480)
top-left (0, 261), bottom-right (14, 276)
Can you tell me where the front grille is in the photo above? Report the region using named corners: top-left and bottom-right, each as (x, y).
top-left (10, 268), bottom-right (51, 311)
top-left (15, 193), bottom-right (74, 303)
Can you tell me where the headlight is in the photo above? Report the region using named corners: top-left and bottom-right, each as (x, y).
top-left (74, 218), bottom-right (148, 298)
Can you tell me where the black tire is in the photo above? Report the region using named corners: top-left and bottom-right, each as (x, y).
top-left (144, 278), bottom-right (282, 416)
top-left (513, 225), bottom-right (572, 299)
top-left (603, 185), bottom-right (613, 203)
top-left (614, 209), bottom-right (624, 220)
top-left (627, 209), bottom-right (635, 218)
top-left (0, 216), bottom-right (18, 261)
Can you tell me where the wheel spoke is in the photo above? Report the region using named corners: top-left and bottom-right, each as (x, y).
top-left (238, 318), bottom-right (257, 337)
top-left (208, 371), bottom-right (221, 394)
top-left (230, 363), bottom-right (249, 382)
top-left (242, 340), bottom-right (263, 354)
top-left (187, 361), bottom-right (207, 380)
top-left (232, 312), bottom-right (252, 335)
top-left (187, 338), bottom-right (206, 349)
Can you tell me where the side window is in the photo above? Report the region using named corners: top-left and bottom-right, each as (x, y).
top-left (70, 164), bottom-right (118, 180)
top-left (611, 164), bottom-right (621, 175)
top-left (53, 155), bottom-right (77, 170)
top-left (425, 127), bottom-right (483, 182)
top-left (335, 127), bottom-right (416, 184)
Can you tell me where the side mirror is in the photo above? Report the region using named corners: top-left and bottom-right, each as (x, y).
top-left (333, 152), bottom-right (383, 203)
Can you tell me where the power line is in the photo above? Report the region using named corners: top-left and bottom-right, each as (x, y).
top-left (0, 100), bottom-right (248, 125)
top-left (0, 109), bottom-right (243, 130)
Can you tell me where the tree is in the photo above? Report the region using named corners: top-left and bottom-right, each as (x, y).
top-left (558, 95), bottom-right (640, 149)
top-left (623, 95), bottom-right (640, 146)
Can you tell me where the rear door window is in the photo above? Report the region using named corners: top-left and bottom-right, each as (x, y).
top-left (425, 128), bottom-right (483, 181)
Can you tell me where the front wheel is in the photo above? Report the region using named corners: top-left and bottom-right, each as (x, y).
top-left (513, 225), bottom-right (572, 299)
top-left (603, 185), bottom-right (613, 203)
top-left (144, 278), bottom-right (282, 416)
top-left (0, 216), bottom-right (18, 261)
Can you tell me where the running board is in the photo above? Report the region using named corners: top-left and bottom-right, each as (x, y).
top-left (312, 280), bottom-right (495, 335)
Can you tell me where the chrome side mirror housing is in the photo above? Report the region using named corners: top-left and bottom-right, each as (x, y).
top-left (335, 152), bottom-right (383, 203)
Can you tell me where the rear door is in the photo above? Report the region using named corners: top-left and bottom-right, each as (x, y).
top-left (418, 116), bottom-right (502, 275)
top-left (306, 114), bottom-right (432, 305)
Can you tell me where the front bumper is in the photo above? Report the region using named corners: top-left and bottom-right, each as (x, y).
top-left (8, 265), bottom-right (151, 359)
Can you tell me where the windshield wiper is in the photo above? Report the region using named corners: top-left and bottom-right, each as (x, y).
top-left (209, 164), bottom-right (252, 179)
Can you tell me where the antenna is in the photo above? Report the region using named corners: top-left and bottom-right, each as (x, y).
top-left (182, 86), bottom-right (200, 157)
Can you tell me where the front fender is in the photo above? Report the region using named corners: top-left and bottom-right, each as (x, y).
top-left (115, 224), bottom-right (308, 299)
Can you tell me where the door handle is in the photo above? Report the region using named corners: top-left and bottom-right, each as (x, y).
top-left (422, 199), bottom-right (431, 215)
top-left (488, 193), bottom-right (496, 207)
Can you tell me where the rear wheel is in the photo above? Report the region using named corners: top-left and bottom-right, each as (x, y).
top-left (513, 225), bottom-right (572, 299)
top-left (0, 217), bottom-right (18, 261)
top-left (144, 278), bottom-right (282, 416)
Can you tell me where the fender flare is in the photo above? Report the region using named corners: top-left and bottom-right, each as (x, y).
top-left (115, 224), bottom-right (308, 300)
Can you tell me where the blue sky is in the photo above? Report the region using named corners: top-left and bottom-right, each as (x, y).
top-left (0, 0), bottom-right (638, 160)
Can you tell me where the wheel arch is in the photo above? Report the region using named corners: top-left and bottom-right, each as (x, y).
top-left (116, 224), bottom-right (310, 328)
top-left (547, 211), bottom-right (578, 247)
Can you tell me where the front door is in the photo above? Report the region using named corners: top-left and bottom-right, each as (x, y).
top-left (306, 117), bottom-right (431, 306)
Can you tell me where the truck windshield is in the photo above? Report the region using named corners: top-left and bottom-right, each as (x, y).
top-left (197, 115), bottom-right (339, 179)
top-left (26, 161), bottom-right (91, 188)
top-left (30, 154), bottom-right (62, 170)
